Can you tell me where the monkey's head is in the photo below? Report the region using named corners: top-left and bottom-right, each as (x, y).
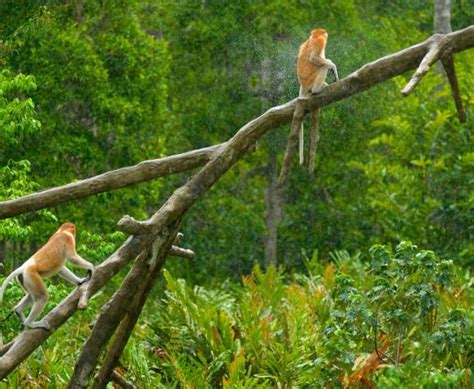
top-left (311, 28), bottom-right (328, 40)
top-left (60, 222), bottom-right (76, 236)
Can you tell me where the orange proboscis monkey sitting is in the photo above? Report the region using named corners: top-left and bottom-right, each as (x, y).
top-left (0, 222), bottom-right (94, 330)
top-left (296, 28), bottom-right (338, 170)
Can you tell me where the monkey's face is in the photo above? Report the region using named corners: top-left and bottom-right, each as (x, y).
top-left (311, 28), bottom-right (328, 40)
top-left (60, 222), bottom-right (76, 236)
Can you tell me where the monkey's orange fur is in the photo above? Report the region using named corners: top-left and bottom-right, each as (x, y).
top-left (297, 28), bottom-right (328, 94)
top-left (0, 222), bottom-right (94, 330)
top-left (31, 223), bottom-right (76, 276)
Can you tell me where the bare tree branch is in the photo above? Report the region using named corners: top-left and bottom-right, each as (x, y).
top-left (92, 247), bottom-right (168, 388)
top-left (0, 145), bottom-right (222, 220)
top-left (401, 34), bottom-right (451, 96)
top-left (169, 245), bottom-right (195, 259)
top-left (0, 26), bottom-right (472, 379)
top-left (110, 370), bottom-right (136, 389)
top-left (68, 219), bottom-right (182, 387)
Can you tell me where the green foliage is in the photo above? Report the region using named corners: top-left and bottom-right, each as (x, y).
top-left (352, 60), bottom-right (474, 265)
top-left (0, 70), bottom-right (40, 142)
top-left (139, 243), bottom-right (472, 387)
top-left (0, 0), bottom-right (171, 270)
top-left (0, 69), bottom-right (46, 245)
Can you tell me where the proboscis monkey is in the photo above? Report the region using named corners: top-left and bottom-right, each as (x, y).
top-left (296, 28), bottom-right (338, 171)
top-left (0, 222), bottom-right (94, 330)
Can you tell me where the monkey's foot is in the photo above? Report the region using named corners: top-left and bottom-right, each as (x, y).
top-left (23, 320), bottom-right (50, 331)
top-left (78, 269), bottom-right (93, 285)
top-left (311, 82), bottom-right (328, 95)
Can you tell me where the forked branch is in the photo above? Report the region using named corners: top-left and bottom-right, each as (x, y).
top-left (401, 32), bottom-right (468, 123)
top-left (401, 34), bottom-right (451, 96)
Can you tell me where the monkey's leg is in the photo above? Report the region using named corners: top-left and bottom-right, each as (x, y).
top-left (298, 86), bottom-right (311, 166)
top-left (326, 59), bottom-right (338, 81)
top-left (13, 294), bottom-right (33, 323)
top-left (22, 270), bottom-right (50, 330)
top-left (307, 107), bottom-right (321, 174)
top-left (58, 267), bottom-right (89, 285)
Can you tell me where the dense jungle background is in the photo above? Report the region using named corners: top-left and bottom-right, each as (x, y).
top-left (0, 0), bottom-right (472, 387)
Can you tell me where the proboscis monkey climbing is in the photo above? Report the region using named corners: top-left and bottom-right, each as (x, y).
top-left (0, 223), bottom-right (94, 330)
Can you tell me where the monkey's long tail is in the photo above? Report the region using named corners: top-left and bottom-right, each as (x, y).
top-left (0, 266), bottom-right (22, 347)
top-left (299, 122), bottom-right (304, 165)
top-left (0, 266), bottom-right (23, 307)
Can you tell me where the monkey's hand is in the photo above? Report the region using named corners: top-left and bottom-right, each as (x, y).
top-left (78, 269), bottom-right (93, 285)
top-left (326, 60), bottom-right (339, 82)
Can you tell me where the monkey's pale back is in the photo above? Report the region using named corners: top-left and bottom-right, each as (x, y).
top-left (32, 231), bottom-right (75, 276)
top-left (297, 29), bottom-right (329, 93)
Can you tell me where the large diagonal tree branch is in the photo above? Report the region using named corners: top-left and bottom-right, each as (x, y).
top-left (0, 26), bottom-right (472, 379)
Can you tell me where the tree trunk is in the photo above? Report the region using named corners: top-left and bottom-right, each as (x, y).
top-left (434, 0), bottom-right (452, 75)
top-left (67, 220), bottom-right (181, 388)
top-left (434, 0), bottom-right (452, 34)
top-left (264, 156), bottom-right (283, 267)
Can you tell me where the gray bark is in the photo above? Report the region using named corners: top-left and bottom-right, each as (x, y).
top-left (264, 156), bottom-right (283, 266)
top-left (67, 219), bottom-right (182, 388)
top-left (434, 0), bottom-right (452, 34)
top-left (0, 145), bottom-right (221, 220)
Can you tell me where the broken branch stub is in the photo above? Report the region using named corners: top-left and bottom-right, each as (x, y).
top-left (169, 245), bottom-right (195, 259)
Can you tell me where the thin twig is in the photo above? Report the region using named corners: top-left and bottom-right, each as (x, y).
top-left (395, 330), bottom-right (403, 368)
top-left (169, 245), bottom-right (195, 259)
top-left (110, 370), bottom-right (136, 389)
top-left (373, 317), bottom-right (387, 363)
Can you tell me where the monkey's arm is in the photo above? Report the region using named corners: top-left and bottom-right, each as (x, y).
top-left (58, 267), bottom-right (90, 285)
top-left (309, 54), bottom-right (339, 81)
top-left (327, 59), bottom-right (339, 81)
top-left (67, 254), bottom-right (94, 281)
